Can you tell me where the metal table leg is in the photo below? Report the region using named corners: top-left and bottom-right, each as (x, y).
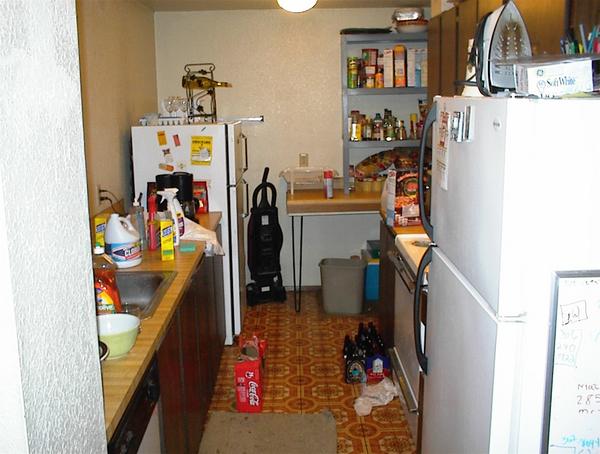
top-left (291, 216), bottom-right (303, 312)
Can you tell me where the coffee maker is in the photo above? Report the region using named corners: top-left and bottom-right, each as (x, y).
top-left (155, 172), bottom-right (198, 221)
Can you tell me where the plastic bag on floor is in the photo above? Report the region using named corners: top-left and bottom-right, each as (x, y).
top-left (353, 377), bottom-right (398, 416)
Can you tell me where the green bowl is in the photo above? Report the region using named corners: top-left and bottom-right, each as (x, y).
top-left (97, 314), bottom-right (140, 359)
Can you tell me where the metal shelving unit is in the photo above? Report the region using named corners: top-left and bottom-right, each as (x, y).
top-left (341, 32), bottom-right (428, 194)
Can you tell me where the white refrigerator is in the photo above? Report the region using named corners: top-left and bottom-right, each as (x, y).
top-left (415, 96), bottom-right (600, 453)
top-left (131, 122), bottom-right (248, 345)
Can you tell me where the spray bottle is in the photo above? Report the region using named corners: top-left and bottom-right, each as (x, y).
top-left (157, 188), bottom-right (184, 246)
top-left (129, 193), bottom-right (146, 250)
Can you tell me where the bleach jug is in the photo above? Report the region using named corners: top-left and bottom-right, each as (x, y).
top-left (105, 213), bottom-right (142, 268)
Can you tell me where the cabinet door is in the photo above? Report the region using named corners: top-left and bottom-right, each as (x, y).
top-left (427, 15), bottom-right (441, 104)
top-left (514, 0), bottom-right (566, 54)
top-left (197, 256), bottom-right (218, 392)
top-left (181, 269), bottom-right (206, 454)
top-left (378, 221), bottom-right (396, 348)
top-left (157, 313), bottom-right (187, 454)
top-left (477, 0), bottom-right (503, 19)
top-left (440, 8), bottom-right (458, 96)
top-left (570, 0), bottom-right (600, 33)
top-left (213, 225), bottom-right (226, 355)
top-left (457, 0), bottom-right (478, 90)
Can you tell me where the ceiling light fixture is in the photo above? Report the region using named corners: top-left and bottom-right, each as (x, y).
top-left (277, 0), bottom-right (317, 13)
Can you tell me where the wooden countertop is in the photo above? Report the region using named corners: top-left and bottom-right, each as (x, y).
top-left (286, 189), bottom-right (381, 215)
top-left (101, 212), bottom-right (221, 440)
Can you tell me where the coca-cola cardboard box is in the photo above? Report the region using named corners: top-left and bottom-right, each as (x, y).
top-left (234, 334), bottom-right (266, 413)
top-left (235, 358), bottom-right (263, 413)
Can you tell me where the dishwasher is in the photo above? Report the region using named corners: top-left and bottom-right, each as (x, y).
top-left (388, 244), bottom-right (426, 444)
top-left (108, 355), bottom-right (160, 454)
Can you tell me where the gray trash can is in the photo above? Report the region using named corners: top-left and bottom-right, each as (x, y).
top-left (319, 258), bottom-right (366, 314)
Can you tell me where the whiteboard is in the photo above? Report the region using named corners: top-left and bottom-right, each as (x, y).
top-left (543, 271), bottom-right (600, 454)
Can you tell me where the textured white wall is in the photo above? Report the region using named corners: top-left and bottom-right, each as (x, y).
top-left (155, 8), bottom-right (399, 285)
top-left (0, 0), bottom-right (106, 451)
top-left (77, 0), bottom-right (157, 215)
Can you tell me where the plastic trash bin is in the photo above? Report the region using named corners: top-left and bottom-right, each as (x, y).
top-left (319, 258), bottom-right (366, 314)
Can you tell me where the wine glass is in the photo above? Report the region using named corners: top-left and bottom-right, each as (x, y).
top-left (164, 97), bottom-right (175, 116)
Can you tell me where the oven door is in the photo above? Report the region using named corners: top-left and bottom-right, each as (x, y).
top-left (389, 249), bottom-right (420, 440)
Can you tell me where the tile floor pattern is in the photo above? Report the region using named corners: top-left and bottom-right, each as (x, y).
top-left (208, 291), bottom-right (416, 454)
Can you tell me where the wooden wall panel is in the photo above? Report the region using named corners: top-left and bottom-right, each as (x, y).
top-left (478, 0), bottom-right (503, 19)
top-left (569, 0), bottom-right (600, 34)
top-left (515, 0), bottom-right (568, 54)
top-left (457, 0), bottom-right (479, 91)
top-left (440, 8), bottom-right (458, 96)
top-left (428, 14), bottom-right (442, 104)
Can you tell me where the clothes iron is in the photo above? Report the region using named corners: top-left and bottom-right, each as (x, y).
top-left (465, 0), bottom-right (532, 96)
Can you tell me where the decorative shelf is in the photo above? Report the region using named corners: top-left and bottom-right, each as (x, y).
top-left (341, 32), bottom-right (428, 44)
top-left (344, 87), bottom-right (428, 96)
top-left (347, 140), bottom-right (421, 149)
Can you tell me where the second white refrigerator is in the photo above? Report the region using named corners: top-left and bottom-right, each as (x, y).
top-left (131, 122), bottom-right (248, 345)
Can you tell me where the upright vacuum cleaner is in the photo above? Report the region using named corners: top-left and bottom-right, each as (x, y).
top-left (246, 167), bottom-right (286, 306)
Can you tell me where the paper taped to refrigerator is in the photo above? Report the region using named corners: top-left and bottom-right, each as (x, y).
top-left (191, 135), bottom-right (213, 166)
top-left (436, 110), bottom-right (450, 191)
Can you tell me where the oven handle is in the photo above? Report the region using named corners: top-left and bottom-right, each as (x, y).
top-left (414, 245), bottom-right (433, 375)
top-left (387, 250), bottom-right (415, 294)
top-left (389, 348), bottom-right (419, 413)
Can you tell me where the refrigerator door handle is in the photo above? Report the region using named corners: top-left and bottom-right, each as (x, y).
top-left (241, 133), bottom-right (248, 173)
top-left (242, 179), bottom-right (249, 218)
top-left (418, 102), bottom-right (436, 240)
top-left (414, 244), bottom-right (432, 375)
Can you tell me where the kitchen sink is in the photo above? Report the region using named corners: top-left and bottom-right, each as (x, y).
top-left (115, 271), bottom-right (177, 319)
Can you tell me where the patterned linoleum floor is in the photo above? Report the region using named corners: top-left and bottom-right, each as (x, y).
top-left (208, 291), bottom-right (416, 454)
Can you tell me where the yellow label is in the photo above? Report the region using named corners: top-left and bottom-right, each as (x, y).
top-left (94, 214), bottom-right (108, 248)
top-left (160, 219), bottom-right (174, 261)
top-left (191, 135), bottom-right (213, 166)
top-left (157, 131), bottom-right (167, 146)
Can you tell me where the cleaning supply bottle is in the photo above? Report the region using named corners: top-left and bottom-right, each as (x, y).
top-left (129, 194), bottom-right (146, 250)
top-left (159, 214), bottom-right (175, 261)
top-left (147, 192), bottom-right (159, 251)
top-left (105, 213), bottom-right (142, 268)
top-left (157, 188), bottom-right (184, 246)
top-left (93, 246), bottom-right (123, 314)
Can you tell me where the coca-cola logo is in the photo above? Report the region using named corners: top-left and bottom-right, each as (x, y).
top-left (248, 381), bottom-right (260, 406)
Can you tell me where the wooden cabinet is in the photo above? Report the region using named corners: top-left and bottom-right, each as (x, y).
top-left (378, 220), bottom-right (396, 348)
top-left (157, 254), bottom-right (225, 454)
top-left (157, 311), bottom-right (186, 454)
top-left (429, 0), bottom-right (571, 101)
top-left (477, 0), bottom-right (503, 19)
top-left (427, 15), bottom-right (441, 105)
top-left (456, 0), bottom-right (478, 88)
top-left (514, 0), bottom-right (567, 54)
top-left (440, 8), bottom-right (459, 96)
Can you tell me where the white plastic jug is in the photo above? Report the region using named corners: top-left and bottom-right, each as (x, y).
top-left (105, 213), bottom-right (142, 268)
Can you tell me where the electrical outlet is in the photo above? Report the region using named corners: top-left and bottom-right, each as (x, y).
top-left (96, 185), bottom-right (107, 206)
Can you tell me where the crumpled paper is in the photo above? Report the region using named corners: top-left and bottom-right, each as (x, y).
top-left (180, 217), bottom-right (224, 256)
top-left (353, 377), bottom-right (398, 416)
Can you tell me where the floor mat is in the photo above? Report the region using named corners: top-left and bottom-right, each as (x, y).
top-left (199, 410), bottom-right (337, 454)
